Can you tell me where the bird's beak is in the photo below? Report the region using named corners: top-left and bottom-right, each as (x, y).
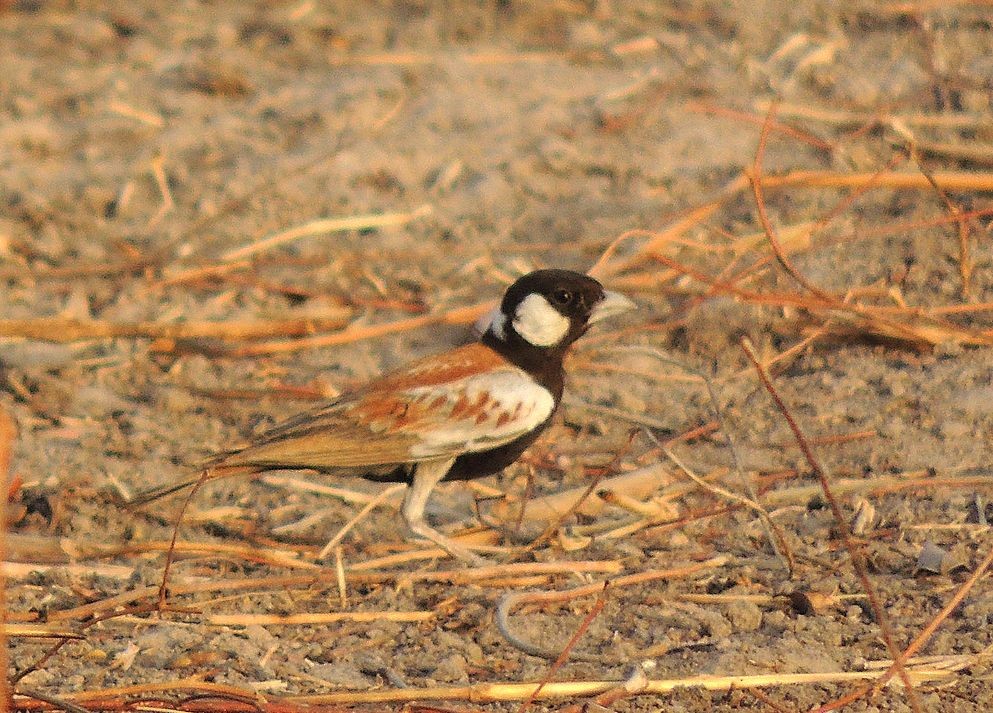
top-left (589, 290), bottom-right (636, 324)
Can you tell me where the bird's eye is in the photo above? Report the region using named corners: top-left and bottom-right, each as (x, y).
top-left (552, 288), bottom-right (573, 305)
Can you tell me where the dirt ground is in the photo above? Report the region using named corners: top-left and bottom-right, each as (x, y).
top-left (3, 1), bottom-right (993, 711)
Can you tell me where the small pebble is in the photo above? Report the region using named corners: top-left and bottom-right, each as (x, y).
top-left (433, 653), bottom-right (468, 683)
top-left (725, 600), bottom-right (762, 632)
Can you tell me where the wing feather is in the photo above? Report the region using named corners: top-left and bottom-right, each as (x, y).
top-left (215, 344), bottom-right (554, 471)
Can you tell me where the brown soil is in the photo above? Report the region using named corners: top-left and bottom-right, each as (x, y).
top-left (3, 1), bottom-right (993, 711)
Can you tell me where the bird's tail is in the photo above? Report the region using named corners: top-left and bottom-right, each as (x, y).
top-left (126, 464), bottom-right (256, 507)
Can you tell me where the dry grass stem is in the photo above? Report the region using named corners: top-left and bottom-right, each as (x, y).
top-left (565, 397), bottom-right (679, 431)
top-left (604, 344), bottom-right (792, 570)
top-left (685, 101), bottom-right (834, 150)
top-left (317, 483), bottom-right (405, 559)
top-left (2, 562), bottom-right (136, 581)
top-left (328, 51), bottom-right (562, 66)
top-left (0, 406), bottom-right (14, 712)
top-left (333, 546), bottom-right (347, 608)
top-left (345, 530), bottom-right (500, 569)
top-left (229, 300), bottom-right (495, 356)
top-left (914, 138), bottom-right (993, 166)
top-left (755, 168), bottom-right (993, 192)
top-left (221, 204), bottom-right (434, 262)
top-left (146, 154), bottom-right (174, 230)
top-left (0, 313), bottom-right (351, 344)
top-left (3, 624), bottom-right (83, 640)
top-left (302, 660), bottom-right (963, 704)
top-left (653, 253), bottom-right (993, 348)
top-left (762, 469), bottom-right (992, 506)
top-left (750, 122), bottom-right (833, 301)
top-left (206, 610), bottom-right (434, 626)
top-left (260, 475), bottom-right (392, 505)
top-left (486, 464), bottom-right (673, 524)
top-left (8, 657), bottom-right (967, 709)
top-left (602, 187), bottom-right (739, 275)
top-left (92, 540), bottom-right (316, 570)
top-left (107, 100), bottom-right (164, 127)
top-left (6, 560), bottom-right (625, 626)
top-left (756, 99), bottom-right (992, 129)
top-left (393, 559), bottom-right (624, 586)
top-left (662, 448), bottom-right (794, 572)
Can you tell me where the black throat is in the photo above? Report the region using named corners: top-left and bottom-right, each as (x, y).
top-left (481, 329), bottom-right (566, 402)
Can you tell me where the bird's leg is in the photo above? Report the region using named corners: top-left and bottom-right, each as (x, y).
top-left (403, 459), bottom-right (485, 565)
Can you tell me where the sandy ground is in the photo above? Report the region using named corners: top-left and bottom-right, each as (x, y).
top-left (3, 1), bottom-right (993, 711)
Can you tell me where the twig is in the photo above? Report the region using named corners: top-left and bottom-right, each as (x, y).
top-left (600, 345), bottom-right (793, 573)
top-left (651, 252), bottom-right (993, 347)
top-left (485, 465), bottom-right (673, 525)
top-left (662, 447), bottom-right (795, 575)
top-left (260, 475), bottom-right (388, 505)
top-left (516, 582), bottom-right (609, 713)
top-left (514, 430), bottom-right (638, 557)
top-left (685, 100), bottom-right (835, 150)
top-left (744, 687), bottom-right (795, 713)
top-left (496, 559), bottom-right (728, 661)
top-left (9, 561), bottom-right (625, 626)
top-left (604, 180), bottom-right (744, 275)
top-left (739, 338), bottom-right (921, 713)
top-left (158, 472), bottom-right (210, 612)
top-left (748, 101), bottom-right (835, 301)
top-left (564, 398), bottom-right (679, 431)
top-left (904, 142), bottom-right (974, 298)
top-left (586, 229), bottom-right (659, 278)
top-left (872, 542), bottom-right (993, 693)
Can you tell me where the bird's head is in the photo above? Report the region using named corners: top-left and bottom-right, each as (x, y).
top-left (483, 269), bottom-right (635, 352)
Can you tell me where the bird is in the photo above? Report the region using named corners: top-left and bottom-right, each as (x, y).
top-left (130, 269), bottom-right (635, 563)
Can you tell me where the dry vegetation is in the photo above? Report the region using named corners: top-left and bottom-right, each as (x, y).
top-left (2, 1), bottom-right (993, 711)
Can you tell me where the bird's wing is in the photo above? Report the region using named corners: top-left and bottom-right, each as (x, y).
top-left (215, 344), bottom-right (556, 471)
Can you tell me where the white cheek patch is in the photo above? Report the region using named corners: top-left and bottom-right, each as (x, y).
top-left (513, 293), bottom-right (570, 347)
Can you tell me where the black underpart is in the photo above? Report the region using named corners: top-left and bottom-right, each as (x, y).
top-left (444, 413), bottom-right (555, 481)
